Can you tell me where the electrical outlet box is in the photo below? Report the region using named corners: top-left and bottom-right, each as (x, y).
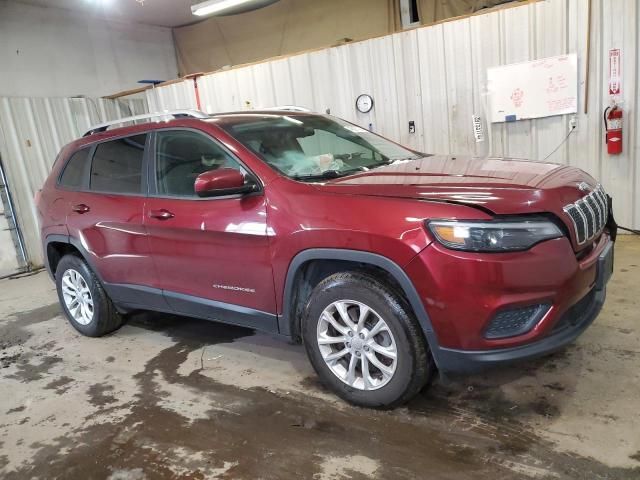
top-left (569, 115), bottom-right (577, 129)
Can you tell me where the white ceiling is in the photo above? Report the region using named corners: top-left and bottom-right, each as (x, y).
top-left (13, 0), bottom-right (199, 27)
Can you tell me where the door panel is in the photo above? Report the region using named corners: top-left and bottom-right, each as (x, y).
top-left (145, 128), bottom-right (277, 320)
top-left (66, 191), bottom-right (153, 286)
top-left (144, 194), bottom-right (275, 314)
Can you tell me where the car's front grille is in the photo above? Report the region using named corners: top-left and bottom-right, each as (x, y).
top-left (563, 184), bottom-right (608, 245)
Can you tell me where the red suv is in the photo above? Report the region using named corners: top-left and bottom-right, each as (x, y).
top-left (37, 110), bottom-right (615, 407)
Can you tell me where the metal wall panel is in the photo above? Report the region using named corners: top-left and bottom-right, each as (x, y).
top-left (142, 0), bottom-right (637, 229)
top-left (145, 80), bottom-right (198, 112)
top-left (3, 0), bottom-right (632, 272)
top-left (0, 96), bottom-right (148, 267)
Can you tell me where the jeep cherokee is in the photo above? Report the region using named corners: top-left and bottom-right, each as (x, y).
top-left (37, 110), bottom-right (615, 407)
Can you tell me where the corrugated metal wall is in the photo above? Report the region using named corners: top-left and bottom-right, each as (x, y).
top-left (147, 0), bottom-right (638, 230)
top-left (0, 96), bottom-right (148, 268)
top-left (145, 81), bottom-right (198, 113)
top-left (1, 0), bottom-right (636, 271)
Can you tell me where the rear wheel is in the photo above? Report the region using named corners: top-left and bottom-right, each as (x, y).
top-left (55, 254), bottom-right (123, 337)
top-left (302, 271), bottom-right (434, 408)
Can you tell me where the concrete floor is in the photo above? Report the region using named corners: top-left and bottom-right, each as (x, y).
top-left (1, 237), bottom-right (639, 480)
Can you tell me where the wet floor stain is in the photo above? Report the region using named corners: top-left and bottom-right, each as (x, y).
top-left (45, 375), bottom-right (75, 394)
top-left (6, 353), bottom-right (62, 383)
top-left (5, 406), bottom-right (26, 414)
top-left (87, 383), bottom-right (118, 407)
top-left (6, 316), bottom-right (640, 479)
top-left (2, 308), bottom-right (640, 479)
top-left (10, 303), bottom-right (61, 327)
top-left (0, 303), bottom-right (61, 371)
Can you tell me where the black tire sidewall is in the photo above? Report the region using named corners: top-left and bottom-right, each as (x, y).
top-left (55, 255), bottom-right (108, 337)
top-left (302, 272), bottom-right (427, 408)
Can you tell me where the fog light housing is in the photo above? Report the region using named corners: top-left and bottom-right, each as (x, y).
top-left (484, 304), bottom-right (550, 339)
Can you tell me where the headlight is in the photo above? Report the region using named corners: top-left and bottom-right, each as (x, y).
top-left (427, 219), bottom-right (563, 252)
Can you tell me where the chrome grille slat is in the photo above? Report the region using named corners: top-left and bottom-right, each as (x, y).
top-left (586, 195), bottom-right (603, 227)
top-left (577, 200), bottom-right (595, 238)
top-left (595, 188), bottom-right (609, 223)
top-left (564, 205), bottom-right (586, 244)
top-left (595, 187), bottom-right (609, 225)
top-left (563, 184), bottom-right (608, 245)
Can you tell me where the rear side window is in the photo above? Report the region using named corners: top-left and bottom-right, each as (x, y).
top-left (59, 148), bottom-right (90, 188)
top-left (90, 134), bottom-right (147, 194)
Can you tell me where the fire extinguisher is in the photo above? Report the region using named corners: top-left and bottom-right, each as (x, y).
top-left (604, 104), bottom-right (623, 155)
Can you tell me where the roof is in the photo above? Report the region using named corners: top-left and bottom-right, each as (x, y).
top-left (69, 109), bottom-right (321, 154)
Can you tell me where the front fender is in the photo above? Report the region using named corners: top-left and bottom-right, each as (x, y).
top-left (278, 248), bottom-right (444, 367)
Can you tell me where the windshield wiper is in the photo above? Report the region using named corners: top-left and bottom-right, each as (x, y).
top-left (366, 156), bottom-right (423, 170)
top-left (292, 167), bottom-right (364, 182)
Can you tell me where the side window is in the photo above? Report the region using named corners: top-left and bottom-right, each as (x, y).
top-left (59, 147), bottom-right (91, 188)
top-left (155, 130), bottom-right (245, 197)
top-left (90, 134), bottom-right (147, 194)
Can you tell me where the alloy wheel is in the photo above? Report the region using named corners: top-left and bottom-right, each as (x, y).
top-left (61, 269), bottom-right (94, 325)
top-left (317, 299), bottom-right (398, 390)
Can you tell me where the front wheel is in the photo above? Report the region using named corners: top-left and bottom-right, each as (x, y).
top-left (302, 271), bottom-right (434, 408)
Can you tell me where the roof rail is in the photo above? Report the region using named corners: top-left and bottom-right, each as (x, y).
top-left (83, 109), bottom-right (209, 137)
top-left (262, 105), bottom-right (312, 112)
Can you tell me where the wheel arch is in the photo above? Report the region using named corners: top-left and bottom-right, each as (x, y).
top-left (279, 249), bottom-right (441, 364)
top-left (44, 235), bottom-right (102, 282)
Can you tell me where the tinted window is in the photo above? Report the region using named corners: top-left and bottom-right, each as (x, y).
top-left (90, 134), bottom-right (147, 194)
top-left (155, 130), bottom-right (245, 197)
top-left (59, 148), bottom-right (90, 188)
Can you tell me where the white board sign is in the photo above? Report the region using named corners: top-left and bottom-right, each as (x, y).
top-left (487, 54), bottom-right (578, 123)
top-left (471, 115), bottom-right (484, 142)
top-left (608, 48), bottom-right (621, 95)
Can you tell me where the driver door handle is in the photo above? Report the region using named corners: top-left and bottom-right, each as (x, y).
top-left (148, 209), bottom-right (175, 220)
top-left (72, 204), bottom-right (90, 214)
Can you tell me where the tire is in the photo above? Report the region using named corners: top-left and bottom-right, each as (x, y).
top-left (301, 271), bottom-right (434, 408)
top-left (55, 254), bottom-right (123, 337)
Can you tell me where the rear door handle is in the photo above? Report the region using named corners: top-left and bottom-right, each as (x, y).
top-left (72, 204), bottom-right (90, 214)
top-left (148, 209), bottom-right (175, 220)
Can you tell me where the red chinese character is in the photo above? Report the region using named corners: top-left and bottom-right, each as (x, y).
top-left (511, 88), bottom-right (524, 108)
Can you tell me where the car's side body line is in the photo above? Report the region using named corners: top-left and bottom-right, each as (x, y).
top-left (104, 283), bottom-right (279, 334)
top-left (162, 289), bottom-right (279, 334)
top-left (278, 248), bottom-right (442, 366)
top-left (45, 234), bottom-right (280, 334)
top-left (102, 283), bottom-right (172, 312)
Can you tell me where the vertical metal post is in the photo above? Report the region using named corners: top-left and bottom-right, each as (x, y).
top-left (0, 155), bottom-right (29, 270)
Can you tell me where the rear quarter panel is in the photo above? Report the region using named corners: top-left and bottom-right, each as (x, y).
top-left (38, 145), bottom-right (75, 258)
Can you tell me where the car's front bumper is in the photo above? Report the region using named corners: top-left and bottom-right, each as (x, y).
top-left (405, 233), bottom-right (613, 374)
top-left (433, 285), bottom-right (605, 373)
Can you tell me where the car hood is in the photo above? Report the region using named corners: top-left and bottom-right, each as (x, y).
top-left (313, 155), bottom-right (596, 215)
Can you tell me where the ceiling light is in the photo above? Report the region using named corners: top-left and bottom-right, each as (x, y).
top-left (191, 0), bottom-right (280, 17)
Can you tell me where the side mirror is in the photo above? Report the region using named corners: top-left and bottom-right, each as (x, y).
top-left (194, 168), bottom-right (258, 197)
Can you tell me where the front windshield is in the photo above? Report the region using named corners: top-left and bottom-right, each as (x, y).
top-left (220, 114), bottom-right (422, 180)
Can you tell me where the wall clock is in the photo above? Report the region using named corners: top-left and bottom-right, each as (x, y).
top-left (355, 94), bottom-right (374, 113)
